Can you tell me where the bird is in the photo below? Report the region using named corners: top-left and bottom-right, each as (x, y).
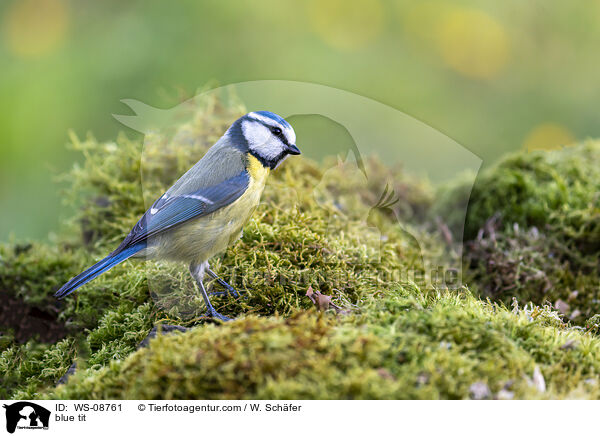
top-left (55, 111), bottom-right (301, 321)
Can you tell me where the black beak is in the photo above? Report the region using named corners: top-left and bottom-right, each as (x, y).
top-left (287, 144), bottom-right (301, 155)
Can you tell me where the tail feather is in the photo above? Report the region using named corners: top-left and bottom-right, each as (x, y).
top-left (55, 244), bottom-right (144, 299)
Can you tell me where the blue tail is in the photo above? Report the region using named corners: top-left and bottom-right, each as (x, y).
top-left (55, 243), bottom-right (145, 299)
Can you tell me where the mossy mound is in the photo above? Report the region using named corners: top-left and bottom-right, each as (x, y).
top-left (48, 289), bottom-right (600, 400)
top-left (465, 220), bottom-right (599, 325)
top-left (436, 143), bottom-right (600, 326)
top-left (437, 142), bottom-right (600, 249)
top-left (4, 98), bottom-right (600, 399)
top-left (1, 99), bottom-right (435, 399)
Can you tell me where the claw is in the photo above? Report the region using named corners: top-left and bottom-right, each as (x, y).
top-left (209, 288), bottom-right (241, 298)
top-left (204, 308), bottom-right (231, 322)
top-left (189, 262), bottom-right (233, 323)
top-left (207, 268), bottom-right (242, 298)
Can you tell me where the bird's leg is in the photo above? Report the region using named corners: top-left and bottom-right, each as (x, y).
top-left (207, 267), bottom-right (241, 298)
top-left (189, 263), bottom-right (231, 322)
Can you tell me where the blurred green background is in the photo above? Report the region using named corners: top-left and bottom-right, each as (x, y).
top-left (1, 0), bottom-right (599, 241)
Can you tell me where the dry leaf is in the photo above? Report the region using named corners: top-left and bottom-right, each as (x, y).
top-left (316, 294), bottom-right (332, 311)
top-left (305, 286), bottom-right (352, 314)
top-left (306, 286), bottom-right (316, 304)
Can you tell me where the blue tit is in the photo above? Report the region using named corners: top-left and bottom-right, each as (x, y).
top-left (55, 111), bottom-right (301, 321)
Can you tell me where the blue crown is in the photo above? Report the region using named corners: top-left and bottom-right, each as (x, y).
top-left (252, 111), bottom-right (291, 129)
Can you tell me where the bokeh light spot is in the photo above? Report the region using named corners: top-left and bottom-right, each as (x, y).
top-left (523, 123), bottom-right (576, 152)
top-left (307, 0), bottom-right (383, 51)
top-left (437, 8), bottom-right (509, 80)
top-left (3, 0), bottom-right (68, 58)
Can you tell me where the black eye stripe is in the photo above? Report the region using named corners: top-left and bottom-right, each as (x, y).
top-left (256, 120), bottom-right (289, 145)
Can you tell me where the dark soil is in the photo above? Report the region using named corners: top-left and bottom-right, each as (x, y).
top-left (0, 290), bottom-right (68, 343)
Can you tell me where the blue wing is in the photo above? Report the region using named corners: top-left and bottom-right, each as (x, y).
top-left (121, 170), bottom-right (250, 247)
top-left (55, 170), bottom-right (250, 299)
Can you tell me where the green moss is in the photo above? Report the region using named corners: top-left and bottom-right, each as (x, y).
top-left (86, 303), bottom-right (157, 368)
top-left (436, 143), bottom-right (600, 327)
top-left (48, 288), bottom-right (600, 400)
top-left (1, 339), bottom-right (75, 399)
top-left (465, 222), bottom-right (599, 325)
top-left (2, 98), bottom-right (433, 399)
top-left (4, 98), bottom-right (600, 399)
top-left (437, 142), bottom-right (600, 249)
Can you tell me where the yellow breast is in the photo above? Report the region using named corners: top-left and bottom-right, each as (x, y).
top-left (154, 154), bottom-right (271, 264)
top-left (247, 154), bottom-right (270, 186)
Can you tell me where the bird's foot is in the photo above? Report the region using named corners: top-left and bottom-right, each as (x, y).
top-left (209, 288), bottom-right (241, 298)
top-left (208, 278), bottom-right (242, 298)
top-left (207, 268), bottom-right (245, 299)
top-left (203, 307), bottom-right (232, 322)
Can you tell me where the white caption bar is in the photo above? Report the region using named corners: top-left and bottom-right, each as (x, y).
top-left (1, 400), bottom-right (596, 435)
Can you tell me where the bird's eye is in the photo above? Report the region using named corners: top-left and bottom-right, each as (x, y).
top-left (270, 127), bottom-right (282, 136)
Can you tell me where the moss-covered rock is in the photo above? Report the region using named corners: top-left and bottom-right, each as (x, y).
top-left (436, 143), bottom-right (600, 327)
top-left (2, 99), bottom-right (434, 399)
top-left (437, 142), bottom-right (600, 250)
top-left (465, 220), bottom-right (599, 325)
top-left (4, 98), bottom-right (600, 399)
top-left (47, 289), bottom-right (600, 400)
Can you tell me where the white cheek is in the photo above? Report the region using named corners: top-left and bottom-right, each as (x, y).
top-left (242, 120), bottom-right (284, 160)
top-left (241, 120), bottom-right (269, 146)
top-left (255, 138), bottom-right (285, 161)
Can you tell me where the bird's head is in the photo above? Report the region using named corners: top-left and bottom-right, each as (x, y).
top-left (229, 111), bottom-right (300, 169)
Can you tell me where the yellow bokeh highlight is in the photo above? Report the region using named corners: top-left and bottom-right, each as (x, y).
top-left (307, 0), bottom-right (383, 51)
top-left (523, 123), bottom-right (576, 152)
top-left (3, 0), bottom-right (68, 58)
top-left (437, 8), bottom-right (510, 80)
